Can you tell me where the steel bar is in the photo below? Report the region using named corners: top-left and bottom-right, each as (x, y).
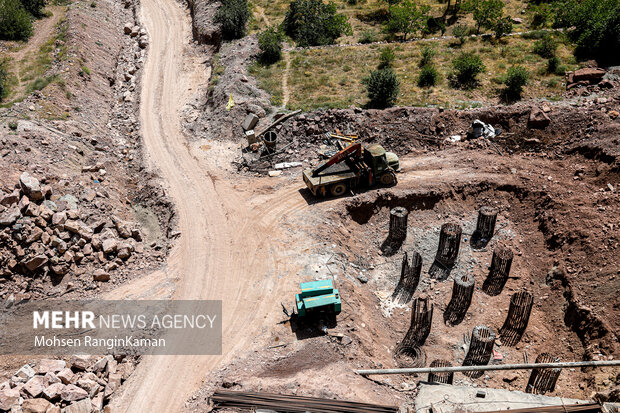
top-left (211, 390), bottom-right (399, 412)
top-left (356, 359), bottom-right (620, 375)
top-left (482, 246), bottom-right (513, 296)
top-left (392, 251), bottom-right (422, 304)
top-left (479, 403), bottom-right (602, 413)
top-left (400, 295), bottom-right (433, 347)
top-left (444, 273), bottom-right (475, 326)
top-left (463, 325), bottom-right (496, 378)
top-left (527, 353), bottom-right (561, 395)
top-left (429, 223), bottom-right (462, 280)
top-left (500, 291), bottom-right (534, 346)
top-left (428, 359), bottom-right (453, 384)
top-left (471, 206), bottom-right (498, 248)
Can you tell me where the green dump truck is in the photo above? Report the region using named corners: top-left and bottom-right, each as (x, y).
top-left (303, 141), bottom-right (400, 197)
top-left (295, 279), bottom-right (342, 317)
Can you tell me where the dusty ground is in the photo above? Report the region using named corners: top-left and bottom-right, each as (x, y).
top-left (0, 0), bottom-right (618, 411)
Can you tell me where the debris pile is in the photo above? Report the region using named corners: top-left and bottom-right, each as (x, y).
top-left (0, 172), bottom-right (143, 293)
top-left (0, 355), bottom-right (137, 412)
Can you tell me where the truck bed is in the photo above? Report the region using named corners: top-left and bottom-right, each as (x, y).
top-left (303, 163), bottom-right (357, 195)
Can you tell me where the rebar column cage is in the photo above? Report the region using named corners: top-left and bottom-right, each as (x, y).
top-left (444, 273), bottom-right (475, 326)
top-left (394, 345), bottom-right (426, 368)
top-left (428, 359), bottom-right (454, 384)
top-left (471, 207), bottom-right (498, 248)
top-left (392, 251), bottom-right (423, 304)
top-left (499, 291), bottom-right (534, 346)
top-left (429, 223), bottom-right (462, 280)
top-left (389, 207), bottom-right (409, 244)
top-left (482, 246), bottom-right (514, 296)
top-left (526, 353), bottom-right (561, 394)
top-left (463, 325), bottom-right (496, 378)
top-left (401, 296), bottom-right (434, 347)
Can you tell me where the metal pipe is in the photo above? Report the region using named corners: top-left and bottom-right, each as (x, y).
top-left (356, 360), bottom-right (620, 375)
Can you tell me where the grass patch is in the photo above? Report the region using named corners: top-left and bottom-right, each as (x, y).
top-left (248, 59), bottom-right (284, 106)
top-left (254, 34), bottom-right (577, 109)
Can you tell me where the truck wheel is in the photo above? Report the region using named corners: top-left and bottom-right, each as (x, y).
top-left (380, 171), bottom-right (396, 186)
top-left (330, 183), bottom-right (347, 197)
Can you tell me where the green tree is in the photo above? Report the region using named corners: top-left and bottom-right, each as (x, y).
top-left (282, 0), bottom-right (352, 47)
top-left (450, 52), bottom-right (485, 88)
top-left (215, 0), bottom-right (249, 40)
top-left (501, 65), bottom-right (528, 102)
top-left (362, 68), bottom-right (400, 108)
top-left (0, 0), bottom-right (33, 41)
top-left (462, 0), bottom-right (504, 34)
top-left (554, 0), bottom-right (620, 64)
top-left (20, 0), bottom-right (46, 17)
top-left (385, 0), bottom-right (430, 40)
top-left (419, 45), bottom-right (435, 67)
top-left (258, 26), bottom-right (283, 64)
top-left (493, 16), bottom-right (512, 39)
top-left (452, 24), bottom-right (468, 45)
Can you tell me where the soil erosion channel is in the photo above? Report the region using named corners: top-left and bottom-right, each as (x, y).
top-left (108, 0), bottom-right (302, 410)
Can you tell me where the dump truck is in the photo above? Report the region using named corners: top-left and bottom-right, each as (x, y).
top-left (296, 279), bottom-right (341, 317)
top-left (302, 141), bottom-right (400, 197)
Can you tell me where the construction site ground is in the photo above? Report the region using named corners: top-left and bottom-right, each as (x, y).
top-left (0, 0), bottom-right (618, 410)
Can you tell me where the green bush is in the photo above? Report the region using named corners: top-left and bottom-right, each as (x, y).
top-left (554, 0), bottom-right (620, 64)
top-left (385, 0), bottom-right (430, 40)
top-left (546, 55), bottom-right (559, 74)
top-left (417, 65), bottom-right (438, 87)
top-left (532, 34), bottom-right (557, 58)
top-left (452, 24), bottom-right (468, 45)
top-left (530, 3), bottom-right (552, 28)
top-left (501, 65), bottom-right (528, 102)
top-left (358, 30), bottom-right (378, 44)
top-left (493, 16), bottom-right (512, 38)
top-left (8, 120), bottom-right (18, 130)
top-left (378, 46), bottom-right (395, 68)
top-left (215, 0), bottom-right (249, 40)
top-left (20, 0), bottom-right (46, 16)
top-left (450, 52), bottom-right (485, 89)
top-left (0, 0), bottom-right (33, 41)
top-left (362, 68), bottom-right (400, 108)
top-left (419, 45), bottom-right (435, 67)
top-left (0, 64), bottom-right (7, 101)
top-left (462, 0), bottom-right (504, 34)
top-left (258, 26), bottom-right (283, 64)
top-left (282, 0), bottom-right (351, 46)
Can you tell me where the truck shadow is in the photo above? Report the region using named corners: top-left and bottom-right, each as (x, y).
top-left (289, 313), bottom-right (338, 341)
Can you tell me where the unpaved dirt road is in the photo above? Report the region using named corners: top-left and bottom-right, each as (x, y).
top-left (107, 0), bottom-right (306, 410)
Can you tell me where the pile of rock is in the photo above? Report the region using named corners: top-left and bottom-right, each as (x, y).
top-left (0, 172), bottom-right (143, 285)
top-left (567, 67), bottom-right (615, 91)
top-left (0, 355), bottom-right (136, 412)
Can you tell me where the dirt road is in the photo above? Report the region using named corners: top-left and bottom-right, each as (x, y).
top-left (107, 0), bottom-right (305, 410)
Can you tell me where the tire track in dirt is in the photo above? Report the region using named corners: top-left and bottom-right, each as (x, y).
top-left (106, 0), bottom-right (306, 410)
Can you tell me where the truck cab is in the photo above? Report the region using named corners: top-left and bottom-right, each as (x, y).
top-left (365, 144), bottom-right (401, 175)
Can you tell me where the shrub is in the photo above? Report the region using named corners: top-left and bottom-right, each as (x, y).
top-left (554, 0), bottom-right (620, 65)
top-left (417, 65), bottom-right (438, 87)
top-left (530, 3), bottom-right (552, 28)
top-left (385, 0), bottom-right (430, 40)
top-left (546, 55), bottom-right (559, 74)
top-left (362, 68), bottom-right (400, 108)
top-left (501, 65), bottom-right (528, 102)
top-left (532, 34), bottom-right (556, 58)
top-left (358, 30), bottom-right (378, 44)
top-left (20, 0), bottom-right (46, 17)
top-left (282, 0), bottom-right (351, 46)
top-left (0, 63), bottom-right (6, 101)
top-left (378, 46), bottom-right (395, 68)
top-left (258, 26), bottom-right (283, 64)
top-left (493, 16), bottom-right (512, 39)
top-left (215, 0), bottom-right (249, 40)
top-left (462, 0), bottom-right (504, 34)
top-left (0, 0), bottom-right (33, 41)
top-left (8, 120), bottom-right (18, 130)
top-left (450, 52), bottom-right (485, 88)
top-left (452, 24), bottom-right (468, 45)
top-left (419, 45), bottom-right (435, 67)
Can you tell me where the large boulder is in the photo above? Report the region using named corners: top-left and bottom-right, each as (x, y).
top-left (56, 368), bottom-right (74, 385)
top-left (38, 359), bottom-right (67, 374)
top-left (0, 387), bottom-right (20, 410)
top-left (22, 398), bottom-right (52, 413)
top-left (63, 398), bottom-right (93, 413)
top-left (24, 255), bottom-right (48, 272)
top-left (23, 375), bottom-right (46, 397)
top-left (528, 107), bottom-right (551, 129)
top-left (0, 207), bottom-right (21, 226)
top-left (20, 172), bottom-right (44, 201)
top-left (60, 384), bottom-right (89, 402)
top-left (43, 382), bottom-right (65, 400)
top-left (572, 67), bottom-right (606, 83)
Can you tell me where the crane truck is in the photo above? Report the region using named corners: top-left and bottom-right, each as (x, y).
top-left (302, 140), bottom-right (400, 197)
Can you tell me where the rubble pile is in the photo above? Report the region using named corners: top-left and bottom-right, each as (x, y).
top-left (0, 172), bottom-right (143, 291)
top-left (0, 355), bottom-right (137, 412)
